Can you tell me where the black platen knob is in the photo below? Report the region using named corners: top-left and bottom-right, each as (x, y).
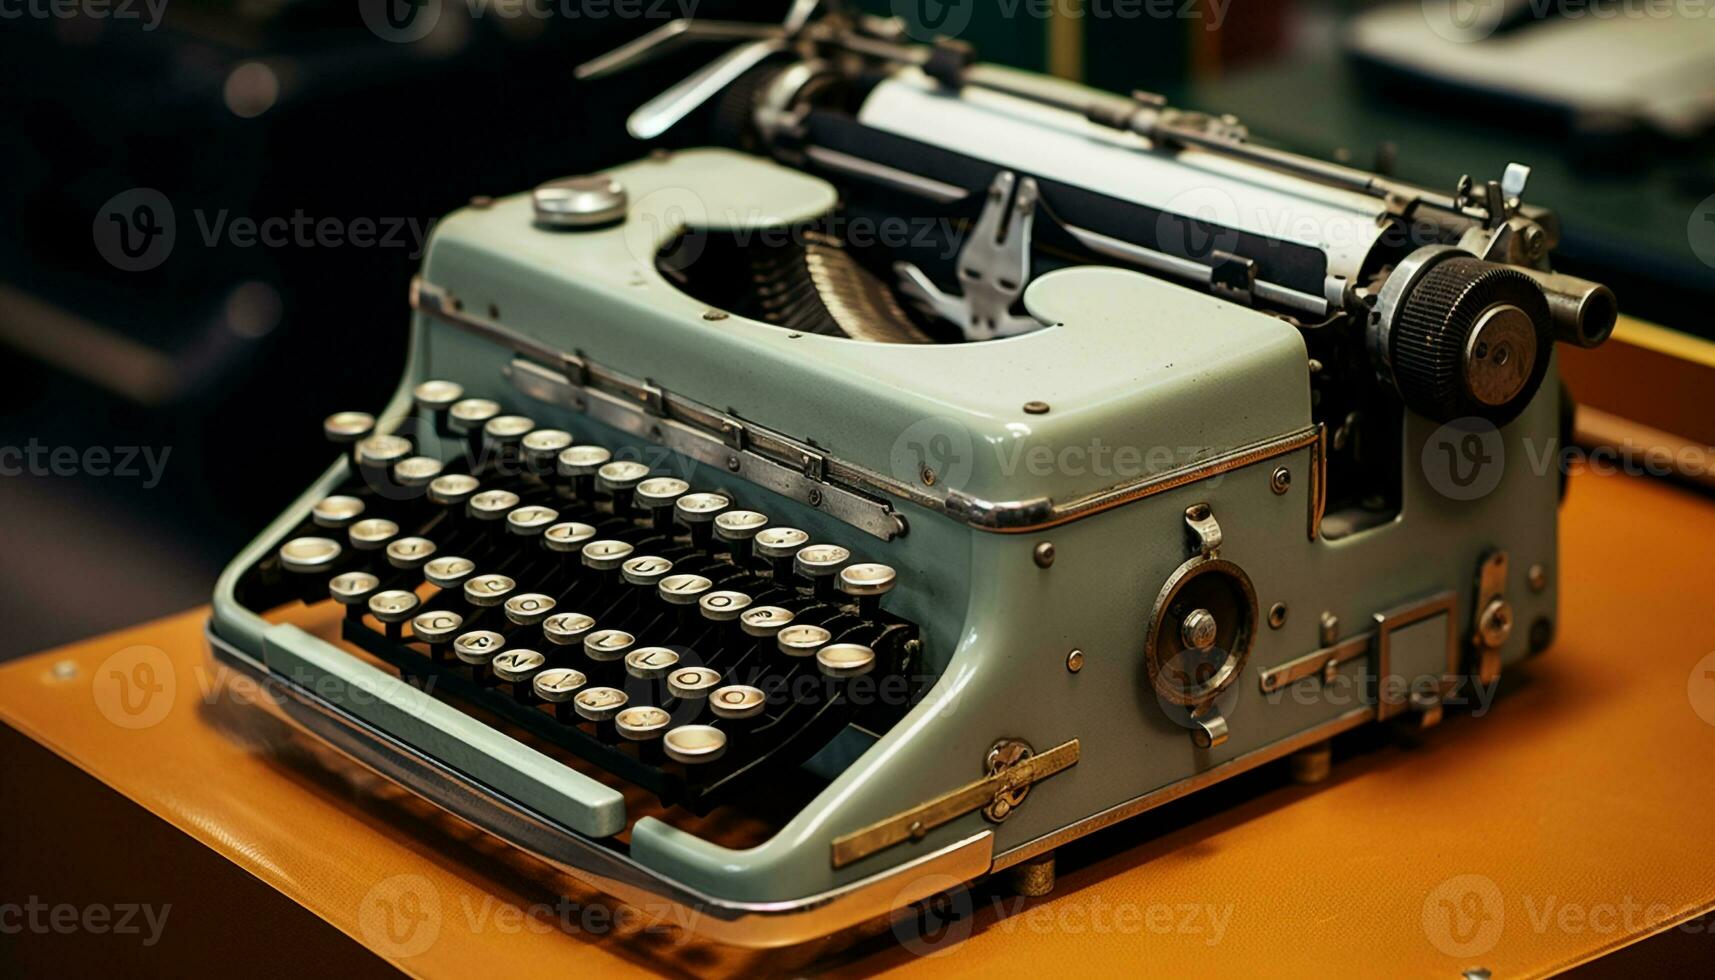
top-left (1381, 252), bottom-right (1553, 426)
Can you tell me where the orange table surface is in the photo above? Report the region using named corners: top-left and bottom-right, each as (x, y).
top-left (4, 467), bottom-right (1715, 978)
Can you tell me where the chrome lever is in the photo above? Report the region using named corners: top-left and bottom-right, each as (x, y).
top-left (574, 19), bottom-right (777, 81)
top-left (626, 38), bottom-right (787, 140)
top-left (577, 0), bottom-right (831, 139)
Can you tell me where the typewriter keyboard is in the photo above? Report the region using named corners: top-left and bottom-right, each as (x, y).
top-left (240, 381), bottom-right (924, 816)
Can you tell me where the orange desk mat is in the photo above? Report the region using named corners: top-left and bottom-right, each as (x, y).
top-left (4, 467), bottom-right (1715, 978)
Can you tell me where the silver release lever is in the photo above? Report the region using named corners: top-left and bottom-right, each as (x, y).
top-left (576, 0), bottom-right (826, 140)
top-left (895, 171), bottom-right (1047, 341)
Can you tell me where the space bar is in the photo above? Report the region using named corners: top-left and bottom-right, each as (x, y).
top-left (260, 623), bottom-right (627, 838)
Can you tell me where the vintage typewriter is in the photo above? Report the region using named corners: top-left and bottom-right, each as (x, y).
top-left (209, 0), bottom-right (1617, 949)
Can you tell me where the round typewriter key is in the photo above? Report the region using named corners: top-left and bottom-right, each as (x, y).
top-left (596, 460), bottom-right (650, 493)
top-left (544, 522), bottom-right (599, 553)
top-left (448, 398), bottom-right (501, 433)
top-left (533, 668), bottom-right (587, 703)
top-left (428, 473), bottom-right (481, 506)
top-left (493, 649), bottom-right (546, 684)
top-left (710, 685), bottom-right (766, 720)
top-left (636, 477), bottom-right (689, 508)
top-left (667, 666), bottom-right (722, 700)
top-left (637, 477), bottom-right (688, 532)
top-left (615, 706), bottom-right (672, 741)
top-left (795, 544), bottom-right (850, 576)
top-left (715, 510), bottom-right (769, 543)
top-left (816, 642), bottom-right (876, 679)
top-left (349, 518), bottom-right (400, 551)
top-left (324, 411), bottom-right (375, 443)
top-left (556, 445), bottom-right (612, 477)
top-left (393, 456), bottom-right (444, 487)
top-left (752, 526), bottom-right (809, 558)
top-left (699, 590), bottom-right (753, 622)
top-left (542, 612), bottom-right (596, 646)
top-left (506, 505), bottom-right (560, 536)
top-left (504, 592), bottom-right (556, 625)
top-left (411, 610), bottom-right (464, 644)
top-left (424, 556), bottom-right (476, 588)
top-left (583, 629), bottom-right (635, 663)
top-left (453, 630), bottom-right (505, 665)
top-left (328, 571), bottom-right (381, 605)
top-left (676, 493), bottom-right (730, 523)
top-left (464, 573), bottom-right (516, 607)
top-left (839, 563), bottom-right (898, 598)
top-left (521, 429), bottom-right (574, 466)
top-left (413, 379), bottom-right (464, 411)
top-left (794, 544), bottom-right (850, 595)
top-left (658, 573), bottom-right (713, 606)
top-left (777, 623), bottom-right (832, 658)
top-left (357, 434), bottom-right (413, 468)
top-left (483, 414), bottom-right (535, 444)
top-left (574, 686), bottom-right (628, 722)
top-left (676, 493), bottom-right (731, 548)
top-left (663, 725), bottom-right (727, 764)
top-left (367, 590), bottom-right (421, 624)
top-left (740, 605), bottom-right (795, 638)
top-left (385, 536), bottom-right (437, 569)
top-left (581, 539), bottom-right (635, 571)
top-left (468, 489), bottom-right (520, 521)
top-left (622, 555), bottom-right (674, 586)
top-left (312, 495), bottom-right (365, 529)
top-left (625, 646), bottom-right (680, 680)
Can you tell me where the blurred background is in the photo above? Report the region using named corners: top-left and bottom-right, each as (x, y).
top-left (4, 0), bottom-right (1714, 658)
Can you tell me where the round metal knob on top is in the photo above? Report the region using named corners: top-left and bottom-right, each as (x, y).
top-left (533, 174), bottom-right (629, 229)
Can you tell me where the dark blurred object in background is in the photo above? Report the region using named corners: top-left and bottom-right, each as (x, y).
top-left (0, 0), bottom-right (780, 656)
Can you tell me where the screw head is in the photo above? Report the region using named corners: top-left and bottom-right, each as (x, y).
top-left (1181, 608), bottom-right (1219, 650)
top-left (703, 310), bottom-right (729, 321)
top-left (1023, 400), bottom-right (1050, 415)
top-left (1268, 602), bottom-right (1288, 629)
top-left (1271, 466), bottom-right (1292, 495)
top-left (1033, 542), bottom-right (1055, 568)
top-left (1528, 563), bottom-right (1548, 592)
top-left (920, 465), bottom-right (937, 487)
top-left (1066, 649), bottom-right (1084, 673)
top-left (726, 455), bottom-right (741, 473)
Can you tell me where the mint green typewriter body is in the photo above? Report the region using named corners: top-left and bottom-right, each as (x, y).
top-left (209, 146), bottom-right (1562, 946)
